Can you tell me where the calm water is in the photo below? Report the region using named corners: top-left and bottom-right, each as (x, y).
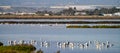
top-left (0, 24), bottom-right (120, 53)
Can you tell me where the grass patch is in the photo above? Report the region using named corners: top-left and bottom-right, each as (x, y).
top-left (0, 44), bottom-right (36, 53)
top-left (0, 42), bottom-right (3, 46)
top-left (66, 25), bottom-right (120, 28)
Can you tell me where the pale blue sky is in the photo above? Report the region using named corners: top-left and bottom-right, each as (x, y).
top-left (0, 0), bottom-right (119, 7)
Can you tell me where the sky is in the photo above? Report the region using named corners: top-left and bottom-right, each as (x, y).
top-left (0, 0), bottom-right (119, 7)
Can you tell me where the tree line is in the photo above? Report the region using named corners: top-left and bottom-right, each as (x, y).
top-left (35, 7), bottom-right (120, 16)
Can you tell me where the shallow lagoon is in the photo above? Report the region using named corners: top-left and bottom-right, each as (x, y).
top-left (0, 24), bottom-right (120, 53)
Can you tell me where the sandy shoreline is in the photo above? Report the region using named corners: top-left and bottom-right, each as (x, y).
top-left (0, 15), bottom-right (120, 19)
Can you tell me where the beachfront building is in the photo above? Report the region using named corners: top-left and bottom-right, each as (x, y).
top-left (103, 14), bottom-right (113, 16)
top-left (50, 5), bottom-right (96, 11)
top-left (0, 11), bottom-right (36, 15)
top-left (44, 14), bottom-right (50, 16)
top-left (113, 12), bottom-right (120, 16)
top-left (15, 12), bottom-right (26, 15)
top-left (15, 12), bottom-right (36, 15)
top-left (74, 12), bottom-right (87, 16)
top-left (0, 12), bottom-right (15, 15)
top-left (0, 12), bottom-right (2, 15)
top-left (0, 6), bottom-right (11, 9)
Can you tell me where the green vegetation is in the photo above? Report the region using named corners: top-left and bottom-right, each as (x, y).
top-left (66, 25), bottom-right (120, 28)
top-left (56, 50), bottom-right (60, 53)
top-left (0, 44), bottom-right (36, 53)
top-left (0, 42), bottom-right (3, 46)
top-left (35, 7), bottom-right (120, 16)
top-left (36, 49), bottom-right (44, 53)
top-left (1, 6), bottom-right (119, 16)
top-left (85, 7), bottom-right (120, 15)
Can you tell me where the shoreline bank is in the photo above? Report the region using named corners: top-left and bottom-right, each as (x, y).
top-left (0, 15), bottom-right (120, 19)
top-left (0, 21), bottom-right (120, 24)
top-left (66, 25), bottom-right (120, 28)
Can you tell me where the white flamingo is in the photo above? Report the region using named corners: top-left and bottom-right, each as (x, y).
top-left (13, 40), bottom-right (17, 45)
top-left (79, 44), bottom-right (84, 48)
top-left (19, 40), bottom-right (24, 44)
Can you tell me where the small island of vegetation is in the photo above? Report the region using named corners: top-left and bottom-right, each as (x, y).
top-left (66, 25), bottom-right (120, 28)
top-left (0, 42), bottom-right (36, 53)
top-left (0, 42), bottom-right (60, 53)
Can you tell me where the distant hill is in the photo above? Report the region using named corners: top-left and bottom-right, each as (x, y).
top-left (0, 0), bottom-right (118, 7)
top-left (0, 0), bottom-right (118, 13)
top-left (0, 7), bottom-right (63, 13)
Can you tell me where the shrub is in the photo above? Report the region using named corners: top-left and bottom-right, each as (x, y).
top-left (0, 42), bottom-right (3, 46)
top-left (2, 50), bottom-right (17, 53)
top-left (0, 44), bottom-right (36, 53)
top-left (36, 49), bottom-right (43, 53)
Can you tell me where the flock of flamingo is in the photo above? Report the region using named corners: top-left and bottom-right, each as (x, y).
top-left (8, 40), bottom-right (114, 50)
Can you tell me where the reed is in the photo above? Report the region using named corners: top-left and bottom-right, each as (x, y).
top-left (66, 25), bottom-right (120, 28)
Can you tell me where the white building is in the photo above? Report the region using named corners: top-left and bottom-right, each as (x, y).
top-left (27, 13), bottom-right (36, 15)
top-left (0, 12), bottom-right (2, 14)
top-left (50, 5), bottom-right (96, 10)
top-left (74, 12), bottom-right (87, 16)
top-left (113, 12), bottom-right (120, 16)
top-left (103, 14), bottom-right (113, 16)
top-left (0, 6), bottom-right (11, 9)
top-left (44, 14), bottom-right (50, 16)
top-left (15, 12), bottom-right (26, 15)
top-left (50, 5), bottom-right (118, 11)
top-left (15, 12), bottom-right (36, 15)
